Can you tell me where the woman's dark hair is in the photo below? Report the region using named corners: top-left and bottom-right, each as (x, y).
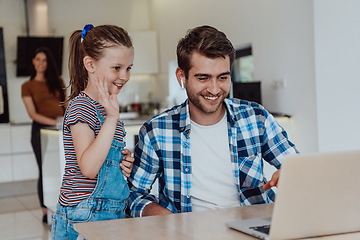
top-left (177, 25), bottom-right (235, 79)
top-left (30, 47), bottom-right (65, 102)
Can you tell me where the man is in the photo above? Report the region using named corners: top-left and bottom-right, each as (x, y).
top-left (128, 25), bottom-right (298, 217)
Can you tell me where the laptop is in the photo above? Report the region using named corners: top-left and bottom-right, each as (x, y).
top-left (226, 150), bottom-right (360, 240)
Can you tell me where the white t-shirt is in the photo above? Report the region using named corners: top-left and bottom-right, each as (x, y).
top-left (190, 113), bottom-right (239, 211)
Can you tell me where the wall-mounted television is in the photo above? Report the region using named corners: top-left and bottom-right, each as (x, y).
top-left (232, 81), bottom-right (262, 105)
top-left (16, 36), bottom-right (64, 76)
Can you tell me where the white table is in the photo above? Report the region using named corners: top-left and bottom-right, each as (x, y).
top-left (75, 204), bottom-right (360, 240)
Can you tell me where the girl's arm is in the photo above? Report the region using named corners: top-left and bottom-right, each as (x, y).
top-left (22, 96), bottom-right (57, 125)
top-left (71, 114), bottom-right (118, 179)
top-left (72, 76), bottom-right (121, 179)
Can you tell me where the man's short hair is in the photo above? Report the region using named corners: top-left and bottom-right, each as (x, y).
top-left (176, 25), bottom-right (235, 78)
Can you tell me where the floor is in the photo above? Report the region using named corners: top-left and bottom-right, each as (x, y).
top-left (0, 180), bottom-right (51, 240)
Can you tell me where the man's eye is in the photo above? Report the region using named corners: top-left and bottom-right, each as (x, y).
top-left (220, 76), bottom-right (229, 80)
top-left (198, 77), bottom-right (207, 81)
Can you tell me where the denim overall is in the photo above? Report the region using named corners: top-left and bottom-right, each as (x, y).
top-left (52, 108), bottom-right (130, 240)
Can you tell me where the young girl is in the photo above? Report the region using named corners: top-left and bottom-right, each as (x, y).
top-left (52, 24), bottom-right (135, 240)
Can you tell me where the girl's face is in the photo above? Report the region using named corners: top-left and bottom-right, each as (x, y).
top-left (32, 52), bottom-right (47, 74)
top-left (93, 46), bottom-right (134, 95)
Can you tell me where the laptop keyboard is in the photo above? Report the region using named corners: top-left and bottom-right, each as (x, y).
top-left (250, 225), bottom-right (271, 234)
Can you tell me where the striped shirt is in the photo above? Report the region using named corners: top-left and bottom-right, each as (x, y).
top-left (128, 98), bottom-right (299, 217)
top-left (59, 92), bottom-right (126, 206)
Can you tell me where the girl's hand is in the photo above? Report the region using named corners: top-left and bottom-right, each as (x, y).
top-left (120, 149), bottom-right (135, 177)
top-left (96, 75), bottom-right (119, 119)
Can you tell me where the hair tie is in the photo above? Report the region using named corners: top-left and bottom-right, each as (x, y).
top-left (81, 24), bottom-right (94, 42)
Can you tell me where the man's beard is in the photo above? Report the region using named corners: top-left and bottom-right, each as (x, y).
top-left (187, 91), bottom-right (226, 114)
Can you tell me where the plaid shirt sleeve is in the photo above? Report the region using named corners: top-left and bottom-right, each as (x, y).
top-left (261, 108), bottom-right (298, 165)
top-left (128, 122), bottom-right (161, 217)
top-left (227, 99), bottom-right (299, 205)
top-left (127, 106), bottom-right (185, 217)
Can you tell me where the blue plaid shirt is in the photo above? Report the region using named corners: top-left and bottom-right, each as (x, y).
top-left (128, 99), bottom-right (298, 217)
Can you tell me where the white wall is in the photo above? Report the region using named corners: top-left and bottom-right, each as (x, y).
top-left (47, 0), bottom-right (152, 80)
top-left (151, 0), bottom-right (317, 153)
top-left (47, 0), bottom-right (159, 106)
top-left (314, 0), bottom-right (360, 152)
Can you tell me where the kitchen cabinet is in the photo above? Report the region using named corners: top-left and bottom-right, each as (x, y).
top-left (12, 153), bottom-right (38, 181)
top-left (0, 126), bottom-right (11, 155)
top-left (0, 124), bottom-right (38, 183)
top-left (41, 128), bottom-right (64, 211)
top-left (10, 124), bottom-right (33, 153)
top-left (11, 125), bottom-right (37, 181)
top-left (0, 155), bottom-right (12, 182)
top-left (129, 31), bottom-right (158, 74)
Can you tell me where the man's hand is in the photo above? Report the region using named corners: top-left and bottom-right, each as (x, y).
top-left (262, 169), bottom-right (281, 190)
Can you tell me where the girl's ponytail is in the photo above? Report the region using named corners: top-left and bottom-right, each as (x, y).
top-left (66, 30), bottom-right (88, 102)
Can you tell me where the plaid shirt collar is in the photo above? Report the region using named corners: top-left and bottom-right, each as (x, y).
top-left (179, 98), bottom-right (238, 132)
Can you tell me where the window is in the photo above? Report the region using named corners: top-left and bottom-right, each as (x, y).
top-left (232, 45), bottom-right (254, 82)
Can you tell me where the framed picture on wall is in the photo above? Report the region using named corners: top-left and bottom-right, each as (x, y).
top-left (0, 27), bottom-right (9, 123)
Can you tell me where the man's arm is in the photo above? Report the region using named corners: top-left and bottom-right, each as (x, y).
top-left (142, 203), bottom-right (173, 216)
top-left (128, 124), bottom-right (166, 217)
top-left (260, 107), bottom-right (298, 191)
top-left (129, 118), bottom-right (182, 217)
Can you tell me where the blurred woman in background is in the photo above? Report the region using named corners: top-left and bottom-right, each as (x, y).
top-left (21, 47), bottom-right (66, 223)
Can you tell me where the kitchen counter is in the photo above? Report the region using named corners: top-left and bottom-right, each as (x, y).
top-left (40, 118), bottom-right (146, 213)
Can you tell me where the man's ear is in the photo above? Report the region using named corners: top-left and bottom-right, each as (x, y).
top-left (175, 67), bottom-right (185, 89)
top-left (83, 56), bottom-right (95, 73)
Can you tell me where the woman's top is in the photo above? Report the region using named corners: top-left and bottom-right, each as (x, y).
top-left (21, 79), bottom-right (65, 119)
top-left (59, 91), bottom-right (126, 206)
